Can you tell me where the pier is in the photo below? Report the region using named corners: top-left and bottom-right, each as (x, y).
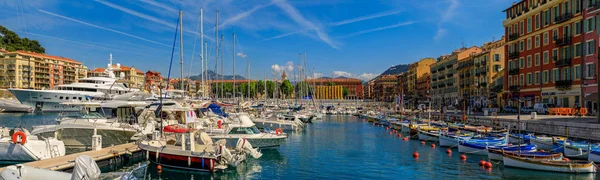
top-left (0, 143), bottom-right (142, 172)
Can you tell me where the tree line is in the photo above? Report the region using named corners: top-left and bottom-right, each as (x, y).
top-left (0, 25), bottom-right (45, 53)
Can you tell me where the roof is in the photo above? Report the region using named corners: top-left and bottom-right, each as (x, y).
top-left (305, 77), bottom-right (362, 83)
top-left (89, 68), bottom-right (105, 73)
top-left (11, 50), bottom-right (81, 64)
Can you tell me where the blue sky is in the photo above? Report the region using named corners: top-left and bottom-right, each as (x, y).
top-left (0, 0), bottom-right (511, 81)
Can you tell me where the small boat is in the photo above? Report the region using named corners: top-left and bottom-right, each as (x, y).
top-left (0, 128), bottom-right (65, 163)
top-left (508, 133), bottom-right (535, 144)
top-left (439, 132), bottom-right (471, 147)
top-left (458, 138), bottom-right (507, 155)
top-left (488, 149), bottom-right (563, 162)
top-left (418, 130), bottom-right (439, 142)
top-left (530, 136), bottom-right (562, 151)
top-left (207, 113), bottom-right (287, 149)
top-left (588, 150), bottom-right (600, 163)
top-left (0, 155), bottom-right (100, 180)
top-left (503, 154), bottom-right (596, 173)
top-left (486, 145), bottom-right (538, 161)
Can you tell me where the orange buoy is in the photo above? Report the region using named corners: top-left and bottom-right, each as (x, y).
top-left (446, 149), bottom-right (452, 154)
top-left (479, 160), bottom-right (485, 166)
top-left (413, 151), bottom-right (419, 158)
top-left (484, 161), bottom-right (492, 169)
top-left (386, 127), bottom-right (389, 130)
top-left (11, 131), bottom-right (27, 145)
top-left (157, 164), bottom-right (162, 172)
top-left (421, 141), bottom-right (426, 145)
top-left (460, 154), bottom-right (467, 161)
top-left (397, 134), bottom-right (401, 138)
top-left (430, 144), bottom-right (436, 148)
top-left (403, 137), bottom-right (409, 141)
top-left (563, 158), bottom-right (569, 162)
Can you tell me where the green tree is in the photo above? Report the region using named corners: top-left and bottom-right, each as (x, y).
top-left (342, 87), bottom-right (349, 98)
top-left (257, 80), bottom-right (265, 96)
top-left (266, 81), bottom-right (275, 98)
top-left (295, 81), bottom-right (312, 98)
top-left (325, 82), bottom-right (336, 86)
top-left (0, 25), bottom-right (45, 53)
top-left (280, 79), bottom-right (293, 98)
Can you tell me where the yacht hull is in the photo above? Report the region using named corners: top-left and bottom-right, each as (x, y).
top-left (33, 127), bottom-right (136, 154)
top-left (209, 135), bottom-right (286, 149)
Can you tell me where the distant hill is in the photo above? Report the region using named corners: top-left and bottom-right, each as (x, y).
top-left (188, 70), bottom-right (246, 80)
top-left (380, 64), bottom-right (410, 75)
top-left (0, 25), bottom-right (45, 53)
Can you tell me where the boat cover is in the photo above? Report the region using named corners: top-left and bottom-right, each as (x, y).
top-left (71, 155), bottom-right (100, 180)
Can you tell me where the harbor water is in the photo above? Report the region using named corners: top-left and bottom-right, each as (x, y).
top-left (0, 113), bottom-right (596, 179)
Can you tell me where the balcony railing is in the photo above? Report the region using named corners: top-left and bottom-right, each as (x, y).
top-left (555, 80), bottom-right (572, 90)
top-left (554, 35), bottom-right (572, 46)
top-left (589, 3), bottom-right (600, 10)
top-left (555, 56), bottom-right (572, 67)
top-left (555, 13), bottom-right (573, 24)
top-left (509, 51), bottom-right (520, 59)
top-left (509, 85), bottom-right (520, 92)
top-left (509, 68), bottom-right (519, 75)
top-left (508, 33), bottom-right (519, 41)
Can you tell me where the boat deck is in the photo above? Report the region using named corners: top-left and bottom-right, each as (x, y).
top-left (0, 142), bottom-right (140, 171)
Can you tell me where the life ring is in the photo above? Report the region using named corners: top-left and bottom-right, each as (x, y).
top-left (12, 131), bottom-right (26, 145)
top-left (275, 128), bottom-right (283, 135)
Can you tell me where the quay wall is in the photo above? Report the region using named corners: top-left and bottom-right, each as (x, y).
top-left (431, 114), bottom-right (600, 141)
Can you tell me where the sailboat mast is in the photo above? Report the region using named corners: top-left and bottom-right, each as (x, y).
top-left (233, 33), bottom-right (236, 100)
top-left (215, 10), bottom-right (219, 99)
top-left (179, 10), bottom-right (184, 91)
top-left (200, 8), bottom-right (204, 98)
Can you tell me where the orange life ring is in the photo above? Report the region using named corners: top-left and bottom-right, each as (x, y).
top-left (275, 128), bottom-right (283, 135)
top-left (12, 131), bottom-right (26, 145)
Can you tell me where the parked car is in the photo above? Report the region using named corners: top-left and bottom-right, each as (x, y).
top-left (520, 106), bottom-right (534, 114)
top-left (503, 106), bottom-right (517, 113)
top-left (533, 103), bottom-right (555, 115)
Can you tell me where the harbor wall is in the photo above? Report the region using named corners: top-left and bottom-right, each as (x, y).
top-left (432, 114), bottom-right (600, 141)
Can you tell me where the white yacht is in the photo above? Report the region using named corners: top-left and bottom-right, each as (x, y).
top-left (207, 113), bottom-right (287, 149)
top-left (8, 54), bottom-right (140, 112)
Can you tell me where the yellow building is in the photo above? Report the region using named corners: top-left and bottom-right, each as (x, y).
top-left (88, 64), bottom-right (145, 88)
top-left (472, 37), bottom-right (505, 108)
top-left (0, 49), bottom-right (87, 89)
top-left (457, 46), bottom-right (483, 103)
top-left (405, 58), bottom-right (436, 104)
top-left (314, 85), bottom-right (343, 99)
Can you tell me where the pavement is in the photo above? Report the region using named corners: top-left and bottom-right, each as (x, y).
top-left (403, 110), bottom-right (600, 124)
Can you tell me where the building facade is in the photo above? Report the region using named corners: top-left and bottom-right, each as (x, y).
top-left (415, 73), bottom-right (431, 103)
top-left (314, 85), bottom-right (343, 99)
top-left (305, 77), bottom-right (364, 99)
top-left (144, 70), bottom-right (164, 93)
top-left (583, 1), bottom-right (599, 112)
top-left (504, 0), bottom-right (584, 108)
top-left (373, 75), bottom-right (398, 102)
top-left (0, 49), bottom-right (87, 89)
top-left (430, 54), bottom-right (458, 107)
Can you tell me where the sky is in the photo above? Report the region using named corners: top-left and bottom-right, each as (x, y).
top-left (0, 0), bottom-right (512, 81)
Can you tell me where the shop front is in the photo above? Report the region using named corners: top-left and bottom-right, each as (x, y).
top-left (541, 89), bottom-right (581, 108)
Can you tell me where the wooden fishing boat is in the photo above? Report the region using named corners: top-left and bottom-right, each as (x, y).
top-left (417, 130), bottom-right (439, 142)
top-left (485, 145), bottom-right (538, 161)
top-left (458, 138), bottom-right (507, 156)
top-left (439, 132), bottom-right (471, 147)
top-left (588, 150), bottom-right (600, 163)
top-left (503, 154), bottom-right (596, 173)
top-left (488, 149), bottom-right (563, 161)
top-left (530, 136), bottom-right (562, 151)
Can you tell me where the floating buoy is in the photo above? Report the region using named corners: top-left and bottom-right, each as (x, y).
top-left (157, 164), bottom-right (162, 173)
top-left (421, 141), bottom-right (426, 145)
top-left (446, 149), bottom-right (452, 154)
top-left (389, 131), bottom-right (393, 135)
top-left (460, 154), bottom-right (467, 161)
top-left (539, 149), bottom-right (545, 152)
top-left (397, 134), bottom-right (401, 138)
top-left (413, 151), bottom-right (419, 158)
top-left (403, 137), bottom-right (409, 141)
top-left (479, 160), bottom-right (485, 166)
top-left (430, 144), bottom-right (436, 148)
top-left (386, 127), bottom-right (389, 130)
top-left (563, 158), bottom-right (569, 162)
top-left (484, 161), bottom-right (492, 169)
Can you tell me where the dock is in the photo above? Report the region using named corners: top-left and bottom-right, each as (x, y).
top-left (0, 143), bottom-right (142, 172)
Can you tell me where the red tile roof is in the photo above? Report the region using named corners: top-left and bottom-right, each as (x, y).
top-left (14, 50), bottom-right (81, 64)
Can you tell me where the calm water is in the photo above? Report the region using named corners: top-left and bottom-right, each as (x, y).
top-left (0, 113), bottom-right (597, 179)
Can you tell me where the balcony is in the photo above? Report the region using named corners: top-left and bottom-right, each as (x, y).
top-left (555, 80), bottom-right (572, 90)
top-left (589, 3), bottom-right (600, 10)
top-left (508, 51), bottom-right (520, 59)
top-left (508, 33), bottom-right (519, 41)
top-left (509, 85), bottom-right (520, 92)
top-left (554, 36), bottom-right (572, 46)
top-left (509, 68), bottom-right (519, 75)
top-left (555, 13), bottom-right (573, 24)
top-left (555, 56), bottom-right (572, 67)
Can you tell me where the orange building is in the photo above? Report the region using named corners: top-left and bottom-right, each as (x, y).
top-left (88, 64), bottom-right (145, 88)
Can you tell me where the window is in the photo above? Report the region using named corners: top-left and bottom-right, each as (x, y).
top-left (527, 38), bottom-right (532, 50)
top-left (520, 41), bottom-right (524, 51)
top-left (527, 17), bottom-right (532, 33)
top-left (553, 29), bottom-right (558, 40)
top-left (520, 21), bottom-right (524, 34)
top-left (574, 21), bottom-right (581, 35)
top-left (527, 56), bottom-right (532, 68)
top-left (535, 53), bottom-right (540, 66)
top-left (553, 69), bottom-right (559, 82)
top-left (552, 49), bottom-right (558, 61)
top-left (564, 67), bottom-right (571, 80)
top-left (508, 77), bottom-right (512, 86)
top-left (520, 58), bottom-right (524, 68)
top-left (545, 10), bottom-right (550, 25)
top-left (59, 96), bottom-right (63, 100)
top-left (575, 65), bottom-right (581, 80)
top-left (574, 43), bottom-right (582, 57)
top-left (535, 35), bottom-right (540, 48)
top-left (535, 14), bottom-right (540, 29)
top-left (586, 40), bottom-right (596, 55)
top-left (494, 65), bottom-right (501, 72)
top-left (494, 54), bottom-right (500, 62)
top-left (543, 32), bottom-right (549, 45)
top-left (520, 74), bottom-right (525, 86)
top-left (586, 17), bottom-right (596, 33)
top-left (543, 71), bottom-right (549, 83)
top-left (543, 51), bottom-right (549, 64)
top-left (535, 72), bottom-right (539, 85)
top-left (527, 73), bottom-right (532, 85)
top-left (586, 63), bottom-right (595, 78)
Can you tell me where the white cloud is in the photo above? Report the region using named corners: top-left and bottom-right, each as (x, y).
top-left (271, 61), bottom-right (294, 75)
top-left (341, 21), bottom-right (416, 38)
top-left (333, 71), bottom-right (352, 77)
top-left (220, 3), bottom-right (273, 28)
top-left (312, 72), bottom-right (323, 78)
top-left (357, 73), bottom-right (378, 81)
top-left (236, 52), bottom-right (247, 58)
top-left (434, 28), bottom-right (447, 41)
top-left (435, 0), bottom-right (459, 41)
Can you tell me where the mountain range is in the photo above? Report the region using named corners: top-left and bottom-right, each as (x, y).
top-left (188, 70), bottom-right (246, 81)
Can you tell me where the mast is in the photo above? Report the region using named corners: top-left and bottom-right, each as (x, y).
top-left (220, 35), bottom-right (224, 99)
top-left (233, 33), bottom-right (236, 101)
top-left (215, 10), bottom-right (219, 99)
top-left (200, 8), bottom-right (204, 98)
top-left (179, 10), bottom-right (184, 91)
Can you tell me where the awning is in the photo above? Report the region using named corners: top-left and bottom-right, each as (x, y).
top-left (584, 93), bottom-right (598, 101)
